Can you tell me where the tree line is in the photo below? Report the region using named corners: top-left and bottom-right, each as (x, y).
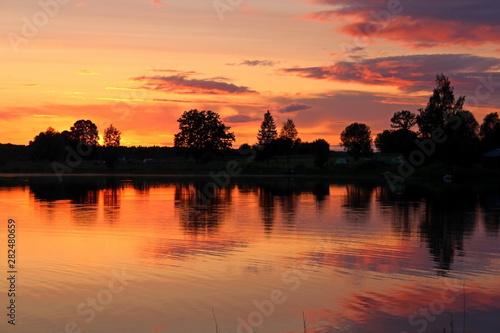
top-left (340, 74), bottom-right (500, 166)
top-left (27, 73), bottom-right (500, 169)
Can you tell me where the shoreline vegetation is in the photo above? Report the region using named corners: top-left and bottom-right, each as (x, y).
top-left (0, 144), bottom-right (499, 186)
top-left (4, 76), bottom-right (499, 185)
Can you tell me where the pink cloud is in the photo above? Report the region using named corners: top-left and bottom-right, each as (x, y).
top-left (303, 0), bottom-right (500, 48)
top-left (280, 54), bottom-right (500, 95)
top-left (74, 2), bottom-right (87, 7)
top-left (132, 72), bottom-right (258, 95)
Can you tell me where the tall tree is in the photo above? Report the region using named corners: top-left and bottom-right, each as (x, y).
top-left (417, 74), bottom-right (465, 137)
top-left (279, 119), bottom-right (298, 141)
top-left (256, 111), bottom-right (278, 146)
top-left (104, 124), bottom-right (121, 147)
top-left (340, 122), bottom-right (373, 160)
top-left (479, 112), bottom-right (500, 152)
top-left (391, 110), bottom-right (417, 131)
top-left (67, 120), bottom-right (99, 146)
top-left (174, 109), bottom-right (235, 161)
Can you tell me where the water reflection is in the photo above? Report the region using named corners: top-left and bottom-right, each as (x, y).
top-left (0, 176), bottom-right (499, 333)
top-left (174, 182), bottom-right (233, 236)
top-left (16, 176), bottom-right (499, 275)
top-left (418, 190), bottom-right (477, 275)
top-left (258, 185), bottom-right (276, 234)
top-left (10, 176), bottom-right (500, 275)
top-left (342, 183), bottom-right (374, 224)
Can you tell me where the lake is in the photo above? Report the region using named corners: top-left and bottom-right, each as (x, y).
top-left (1, 175), bottom-right (499, 333)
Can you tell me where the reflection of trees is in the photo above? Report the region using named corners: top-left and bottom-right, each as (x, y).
top-left (419, 189), bottom-right (477, 275)
top-left (342, 184), bottom-right (374, 223)
top-left (29, 177), bottom-right (105, 203)
top-left (174, 183), bottom-right (232, 236)
top-left (377, 186), bottom-right (424, 238)
top-left (29, 177), bottom-right (124, 225)
top-left (480, 193), bottom-right (500, 235)
top-left (255, 178), bottom-right (330, 231)
top-left (257, 179), bottom-right (300, 229)
top-left (313, 181), bottom-right (330, 211)
top-left (103, 186), bottom-right (120, 224)
top-left (258, 187), bottom-right (275, 234)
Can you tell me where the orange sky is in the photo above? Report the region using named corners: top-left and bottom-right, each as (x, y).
top-left (1, 0), bottom-right (499, 147)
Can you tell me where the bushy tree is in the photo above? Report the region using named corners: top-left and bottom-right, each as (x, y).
top-left (443, 110), bottom-right (480, 165)
top-left (174, 109), bottom-right (235, 162)
top-left (280, 119), bottom-right (298, 141)
top-left (340, 123), bottom-right (373, 160)
top-left (67, 120), bottom-right (99, 146)
top-left (391, 110), bottom-right (417, 131)
top-left (376, 110), bottom-right (418, 157)
top-left (313, 139), bottom-right (330, 168)
top-left (104, 124), bottom-right (121, 147)
top-left (279, 119), bottom-right (300, 162)
top-left (29, 127), bottom-right (66, 161)
top-left (479, 112), bottom-right (500, 152)
top-left (375, 129), bottom-right (418, 157)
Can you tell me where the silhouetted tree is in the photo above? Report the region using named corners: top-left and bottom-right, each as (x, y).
top-left (278, 119), bottom-right (300, 162)
top-left (313, 139), bottom-right (330, 167)
top-left (67, 120), bottom-right (100, 146)
top-left (391, 110), bottom-right (417, 131)
top-left (479, 112), bottom-right (500, 152)
top-left (257, 111), bottom-right (278, 146)
top-left (29, 127), bottom-right (66, 161)
top-left (443, 110), bottom-right (480, 165)
top-left (174, 109), bottom-right (235, 162)
top-left (375, 129), bottom-right (418, 157)
top-left (416, 74), bottom-right (465, 137)
top-left (280, 119), bottom-right (298, 141)
top-left (104, 124), bottom-right (121, 147)
top-left (340, 122), bottom-right (373, 160)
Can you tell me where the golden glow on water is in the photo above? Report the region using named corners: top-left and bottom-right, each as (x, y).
top-left (1, 177), bottom-right (499, 332)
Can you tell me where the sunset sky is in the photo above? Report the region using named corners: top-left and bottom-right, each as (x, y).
top-left (2, 0), bottom-right (500, 147)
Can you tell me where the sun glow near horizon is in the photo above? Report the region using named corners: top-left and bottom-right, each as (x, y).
top-left (1, 0), bottom-right (499, 147)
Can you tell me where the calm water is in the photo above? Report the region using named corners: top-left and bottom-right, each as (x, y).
top-left (1, 176), bottom-right (499, 333)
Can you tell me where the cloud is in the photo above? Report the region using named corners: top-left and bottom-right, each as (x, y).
top-left (227, 60), bottom-right (278, 67)
top-left (150, 0), bottom-right (165, 7)
top-left (75, 70), bottom-right (100, 76)
top-left (224, 115), bottom-right (260, 123)
top-left (74, 2), bottom-right (87, 7)
top-left (280, 54), bottom-right (500, 94)
top-left (240, 59), bottom-right (277, 67)
top-left (304, 0), bottom-right (500, 48)
top-left (279, 102), bottom-right (313, 113)
top-left (132, 72), bottom-right (258, 95)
